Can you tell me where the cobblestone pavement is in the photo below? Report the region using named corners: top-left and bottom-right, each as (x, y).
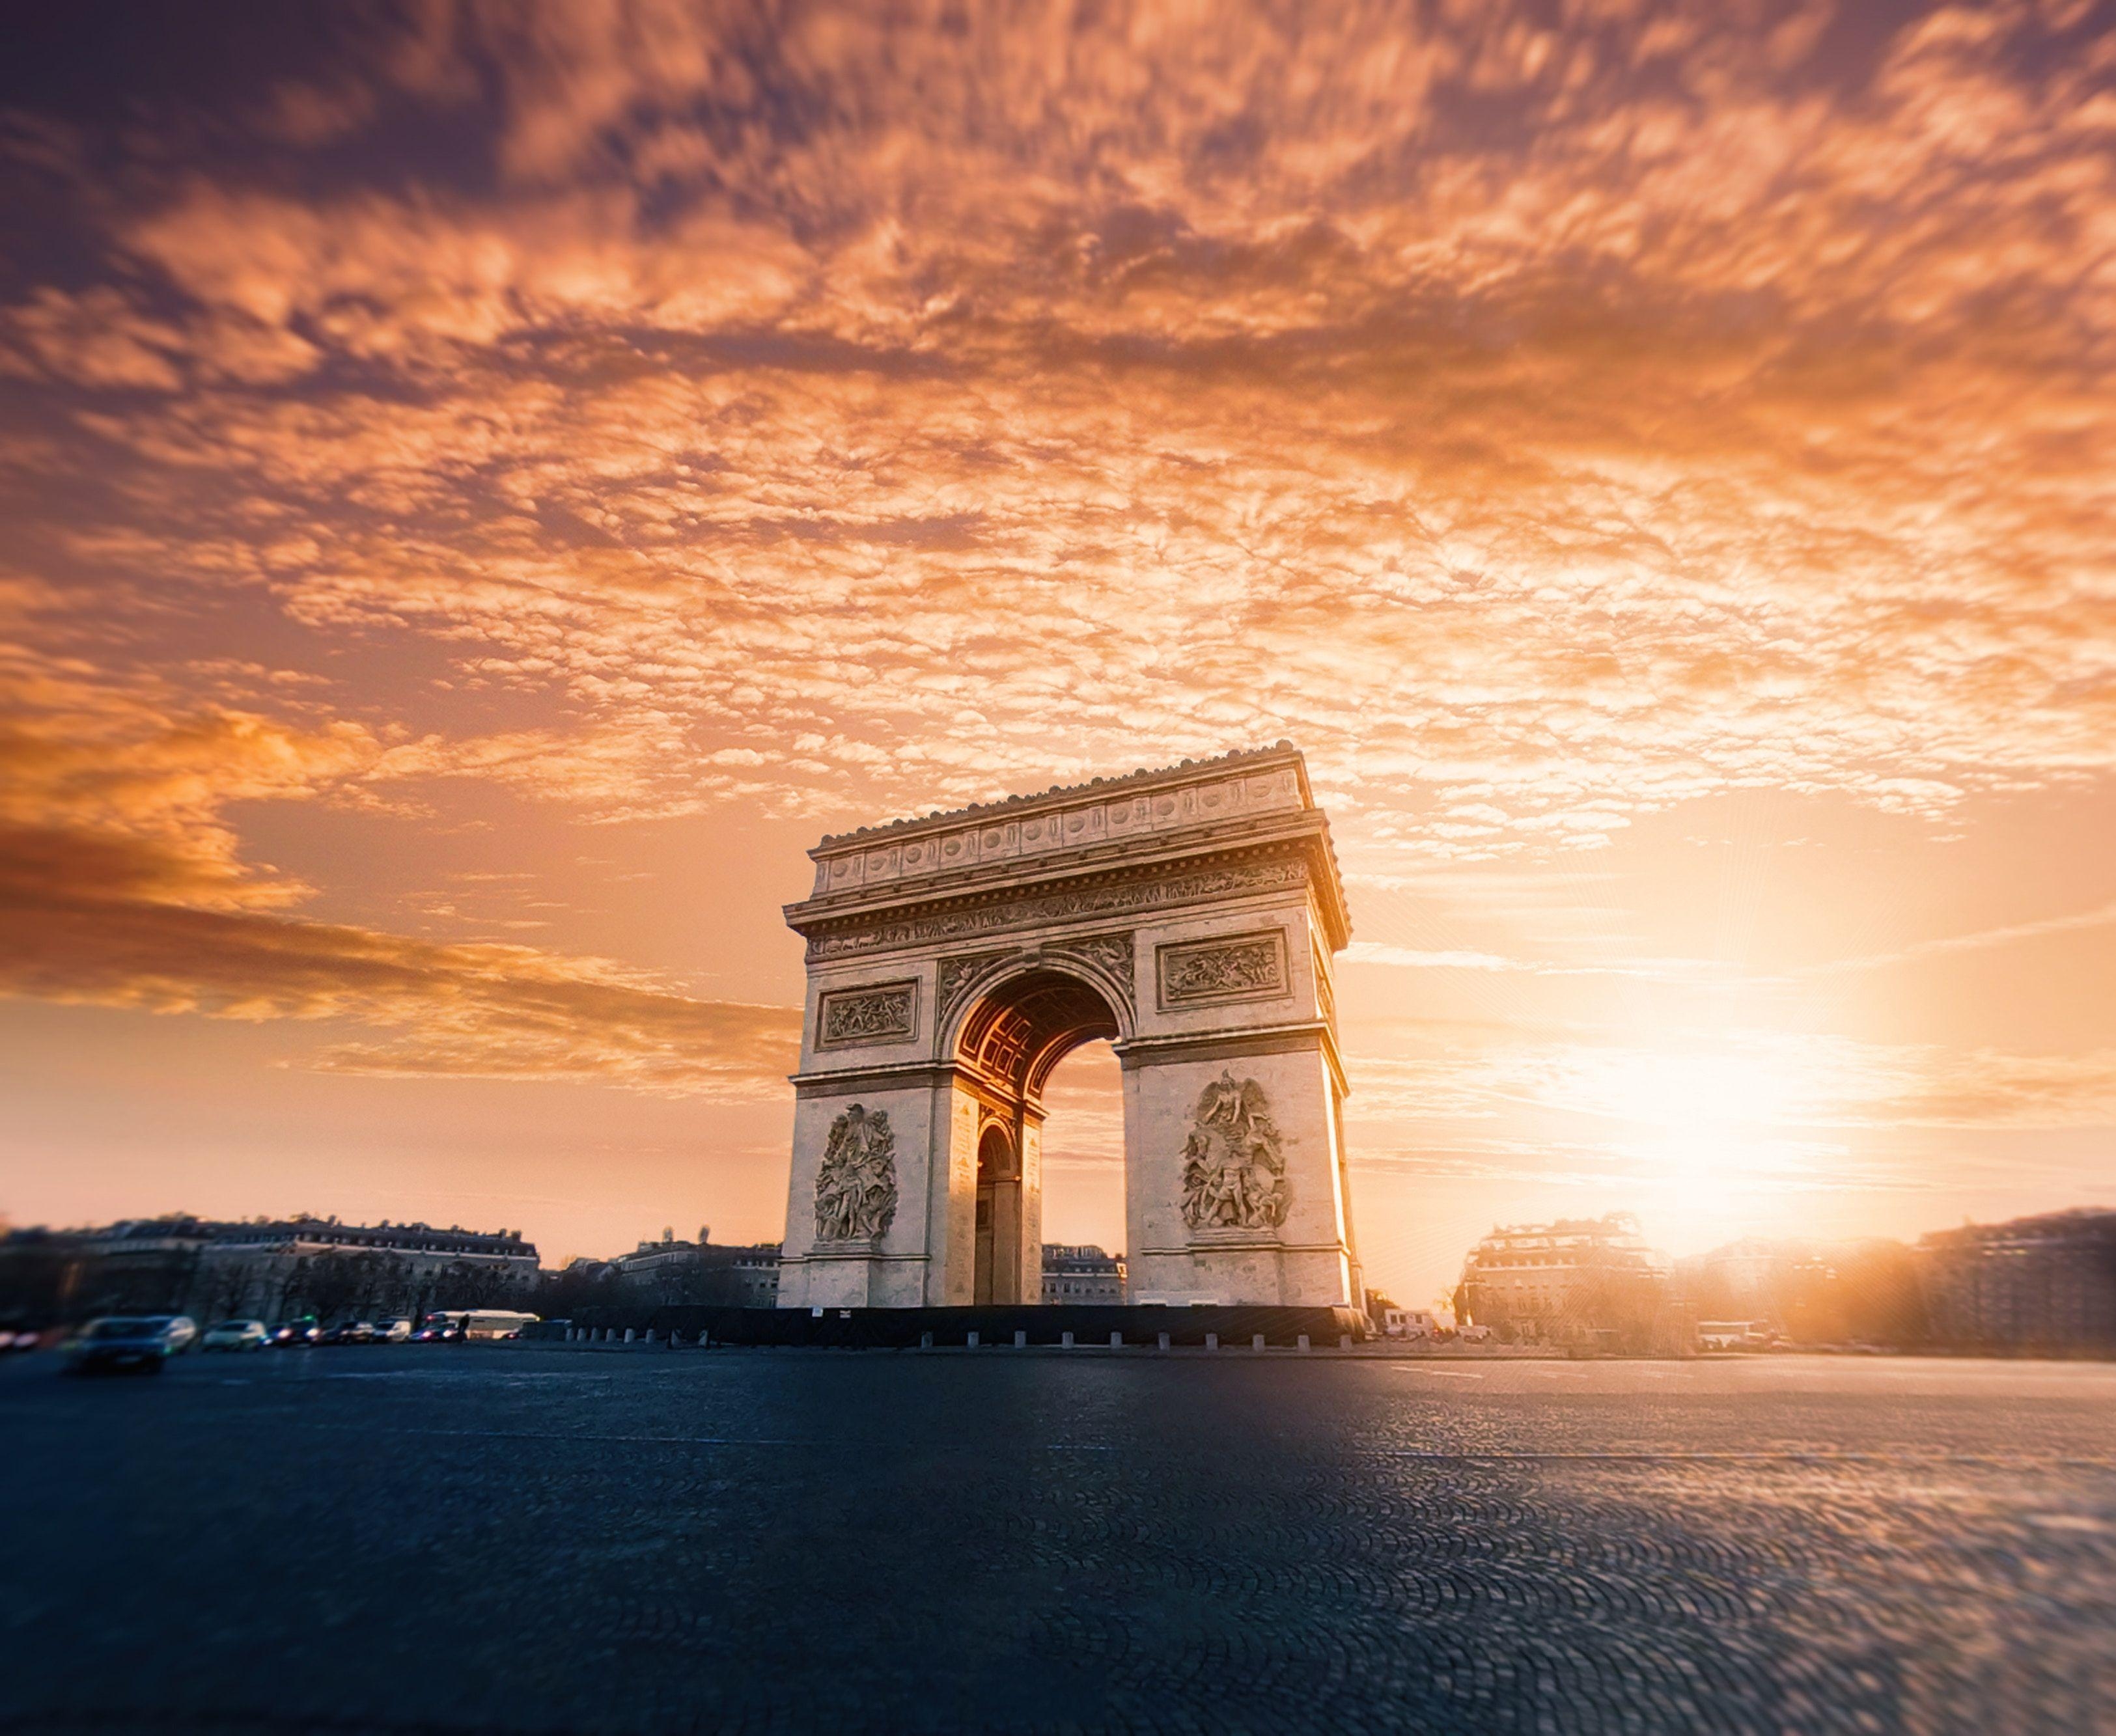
top-left (2, 1349), bottom-right (2111, 1735)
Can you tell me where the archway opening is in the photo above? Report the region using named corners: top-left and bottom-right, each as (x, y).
top-left (973, 1123), bottom-right (1018, 1306)
top-left (956, 969), bottom-right (1119, 1101)
top-left (955, 965), bottom-right (1124, 1306)
top-left (1035, 1040), bottom-right (1127, 1303)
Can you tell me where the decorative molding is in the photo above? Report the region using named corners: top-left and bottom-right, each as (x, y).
top-left (811, 752), bottom-right (1304, 892)
top-left (1156, 929), bottom-right (1287, 1009)
top-left (808, 859), bottom-right (1307, 961)
top-left (1179, 1073), bottom-right (1289, 1233)
top-left (1311, 941), bottom-right (1337, 1033)
top-left (780, 1249), bottom-right (931, 1266)
top-left (816, 980), bottom-right (917, 1049)
top-left (1115, 1023), bottom-right (1347, 1099)
top-left (813, 1103), bottom-right (899, 1242)
top-left (794, 1060), bottom-right (966, 1097)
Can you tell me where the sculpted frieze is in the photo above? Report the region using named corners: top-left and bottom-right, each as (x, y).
top-left (1157, 931), bottom-right (1287, 1008)
top-left (807, 859), bottom-right (1307, 961)
top-left (817, 982), bottom-right (917, 1047)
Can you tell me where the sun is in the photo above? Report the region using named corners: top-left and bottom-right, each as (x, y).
top-left (1559, 1040), bottom-right (1834, 1248)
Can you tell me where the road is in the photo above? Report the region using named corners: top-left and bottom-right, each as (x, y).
top-left (3, 1347), bottom-right (2112, 1733)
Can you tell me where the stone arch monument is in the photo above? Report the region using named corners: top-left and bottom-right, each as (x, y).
top-left (776, 743), bottom-right (1361, 1311)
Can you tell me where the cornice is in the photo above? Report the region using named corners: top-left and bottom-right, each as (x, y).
top-left (788, 808), bottom-right (1328, 926)
top-left (790, 832), bottom-right (1348, 961)
top-left (811, 741), bottom-right (1307, 852)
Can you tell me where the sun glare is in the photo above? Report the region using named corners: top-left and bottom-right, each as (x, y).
top-left (1557, 1041), bottom-right (1841, 1250)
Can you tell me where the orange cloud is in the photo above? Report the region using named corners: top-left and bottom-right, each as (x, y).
top-left (0, 656), bottom-right (797, 1089)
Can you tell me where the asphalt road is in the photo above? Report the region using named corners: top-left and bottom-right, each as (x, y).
top-left (2, 1347), bottom-right (2112, 1734)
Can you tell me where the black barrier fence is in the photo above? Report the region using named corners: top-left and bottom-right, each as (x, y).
top-left (537, 1303), bottom-right (1369, 1349)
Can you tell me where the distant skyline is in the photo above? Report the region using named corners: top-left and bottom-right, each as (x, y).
top-left (3, 3), bottom-right (2112, 1312)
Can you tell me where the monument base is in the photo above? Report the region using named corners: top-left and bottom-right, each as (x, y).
top-left (555, 1302), bottom-right (1371, 1349)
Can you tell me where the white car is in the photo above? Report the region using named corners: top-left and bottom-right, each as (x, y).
top-left (199, 1319), bottom-right (270, 1351)
top-left (374, 1317), bottom-right (413, 1343)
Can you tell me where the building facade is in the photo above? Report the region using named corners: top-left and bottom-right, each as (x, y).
top-left (1921, 1209), bottom-right (2116, 1350)
top-left (73, 1216), bottom-right (542, 1324)
top-left (1040, 1244), bottom-right (1126, 1304)
top-left (1455, 1213), bottom-right (1672, 1347)
top-left (612, 1228), bottom-right (782, 1306)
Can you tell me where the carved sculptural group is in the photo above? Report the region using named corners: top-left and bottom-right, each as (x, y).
top-left (1179, 1071), bottom-right (1290, 1232)
top-left (813, 1103), bottom-right (900, 1243)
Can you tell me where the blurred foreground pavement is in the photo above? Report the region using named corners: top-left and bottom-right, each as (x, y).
top-left (2, 1348), bottom-right (2111, 1733)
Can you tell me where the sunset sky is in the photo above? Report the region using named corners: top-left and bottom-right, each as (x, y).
top-left (2, 1), bottom-right (2111, 1311)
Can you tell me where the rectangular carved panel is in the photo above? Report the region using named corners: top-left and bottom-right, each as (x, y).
top-left (1156, 930), bottom-right (1288, 1010)
top-left (816, 980), bottom-right (919, 1049)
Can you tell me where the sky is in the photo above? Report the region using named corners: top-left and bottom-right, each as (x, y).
top-left (1, 0), bottom-right (2112, 1311)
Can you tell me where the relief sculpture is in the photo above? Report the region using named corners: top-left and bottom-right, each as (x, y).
top-left (1179, 1072), bottom-right (1289, 1232)
top-left (936, 949), bottom-right (1012, 1022)
top-left (1054, 930), bottom-right (1134, 991)
top-left (808, 859), bottom-right (1306, 959)
top-left (1158, 932), bottom-right (1285, 1006)
top-left (819, 983), bottom-right (915, 1045)
top-left (813, 1103), bottom-right (899, 1243)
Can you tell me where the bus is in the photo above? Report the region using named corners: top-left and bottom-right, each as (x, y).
top-left (419, 1309), bottom-right (539, 1342)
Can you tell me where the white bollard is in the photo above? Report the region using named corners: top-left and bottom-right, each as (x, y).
top-left (967, 1330), bottom-right (980, 1348)
top-left (1061, 1331), bottom-right (1075, 1347)
top-left (1252, 1334), bottom-right (1266, 1352)
top-left (1014, 1330), bottom-right (1026, 1347)
top-left (1339, 1334), bottom-right (1353, 1350)
top-left (1158, 1332), bottom-right (1171, 1351)
top-left (1111, 1331), bottom-right (1123, 1347)
top-left (624, 1327), bottom-right (636, 1343)
top-left (1205, 1332), bottom-right (1219, 1351)
top-left (1298, 1334), bottom-right (1311, 1352)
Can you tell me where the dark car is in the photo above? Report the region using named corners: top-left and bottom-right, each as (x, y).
top-left (318, 1321), bottom-right (378, 1346)
top-left (64, 1316), bottom-right (194, 1374)
top-left (270, 1321), bottom-right (320, 1347)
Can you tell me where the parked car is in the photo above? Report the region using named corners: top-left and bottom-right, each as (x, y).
top-left (64, 1316), bottom-right (195, 1373)
top-left (374, 1317), bottom-right (413, 1343)
top-left (270, 1320), bottom-right (320, 1347)
top-left (319, 1321), bottom-right (379, 1345)
top-left (200, 1319), bottom-right (270, 1352)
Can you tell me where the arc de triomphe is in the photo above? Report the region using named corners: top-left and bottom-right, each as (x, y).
top-left (775, 743), bottom-right (1361, 1311)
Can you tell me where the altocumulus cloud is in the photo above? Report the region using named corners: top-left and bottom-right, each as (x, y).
top-left (0, 0), bottom-right (2112, 1112)
top-left (3, 0), bottom-right (2110, 861)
